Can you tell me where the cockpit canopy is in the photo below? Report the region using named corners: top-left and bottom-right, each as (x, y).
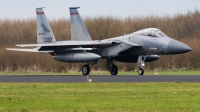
top-left (134, 28), bottom-right (167, 38)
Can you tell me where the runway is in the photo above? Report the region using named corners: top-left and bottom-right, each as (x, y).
top-left (0, 75), bottom-right (200, 82)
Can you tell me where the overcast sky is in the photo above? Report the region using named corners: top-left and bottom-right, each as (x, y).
top-left (0, 0), bottom-right (199, 19)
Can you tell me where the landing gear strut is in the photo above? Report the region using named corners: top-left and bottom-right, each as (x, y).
top-left (137, 55), bottom-right (146, 75)
top-left (82, 65), bottom-right (90, 75)
top-left (107, 58), bottom-right (118, 75)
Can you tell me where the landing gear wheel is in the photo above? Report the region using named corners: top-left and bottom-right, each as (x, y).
top-left (82, 65), bottom-right (90, 76)
top-left (110, 65), bottom-right (118, 75)
top-left (138, 68), bottom-right (144, 75)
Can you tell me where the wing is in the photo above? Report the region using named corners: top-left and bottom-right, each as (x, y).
top-left (16, 41), bottom-right (114, 47)
top-left (6, 40), bottom-right (120, 53)
top-left (6, 40), bottom-right (141, 53)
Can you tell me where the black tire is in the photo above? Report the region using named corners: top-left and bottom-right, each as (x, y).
top-left (110, 65), bottom-right (118, 75)
top-left (138, 68), bottom-right (144, 75)
top-left (82, 65), bottom-right (90, 75)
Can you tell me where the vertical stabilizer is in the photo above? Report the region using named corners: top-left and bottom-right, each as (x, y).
top-left (36, 7), bottom-right (57, 44)
top-left (70, 7), bottom-right (92, 41)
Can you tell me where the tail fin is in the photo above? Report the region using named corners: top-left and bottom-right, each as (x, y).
top-left (69, 7), bottom-right (92, 41)
top-left (36, 7), bottom-right (57, 44)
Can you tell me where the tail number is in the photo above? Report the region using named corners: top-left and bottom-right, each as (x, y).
top-left (43, 37), bottom-right (52, 43)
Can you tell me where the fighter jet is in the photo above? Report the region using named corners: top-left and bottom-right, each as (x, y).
top-left (6, 7), bottom-right (192, 75)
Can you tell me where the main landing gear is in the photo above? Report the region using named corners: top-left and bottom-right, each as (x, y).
top-left (107, 58), bottom-right (118, 75)
top-left (137, 55), bottom-right (146, 75)
top-left (82, 65), bottom-right (90, 75)
top-left (81, 58), bottom-right (118, 76)
top-left (110, 65), bottom-right (118, 75)
top-left (81, 61), bottom-right (97, 75)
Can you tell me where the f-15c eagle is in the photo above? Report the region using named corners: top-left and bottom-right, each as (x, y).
top-left (7, 7), bottom-right (191, 75)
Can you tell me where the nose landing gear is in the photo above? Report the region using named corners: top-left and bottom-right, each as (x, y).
top-left (137, 55), bottom-right (146, 75)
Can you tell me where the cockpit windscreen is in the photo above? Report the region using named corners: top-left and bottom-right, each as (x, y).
top-left (135, 28), bottom-right (167, 38)
top-left (146, 29), bottom-right (166, 37)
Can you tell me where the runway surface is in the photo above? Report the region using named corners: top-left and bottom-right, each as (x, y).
top-left (0, 75), bottom-right (200, 82)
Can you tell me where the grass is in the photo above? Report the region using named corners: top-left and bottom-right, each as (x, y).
top-left (1, 69), bottom-right (200, 75)
top-left (0, 83), bottom-right (200, 112)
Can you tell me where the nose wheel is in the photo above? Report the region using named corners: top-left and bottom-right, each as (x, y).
top-left (138, 68), bottom-right (144, 75)
top-left (82, 65), bottom-right (90, 75)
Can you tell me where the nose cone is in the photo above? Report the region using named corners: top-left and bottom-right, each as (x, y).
top-left (168, 40), bottom-right (192, 54)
